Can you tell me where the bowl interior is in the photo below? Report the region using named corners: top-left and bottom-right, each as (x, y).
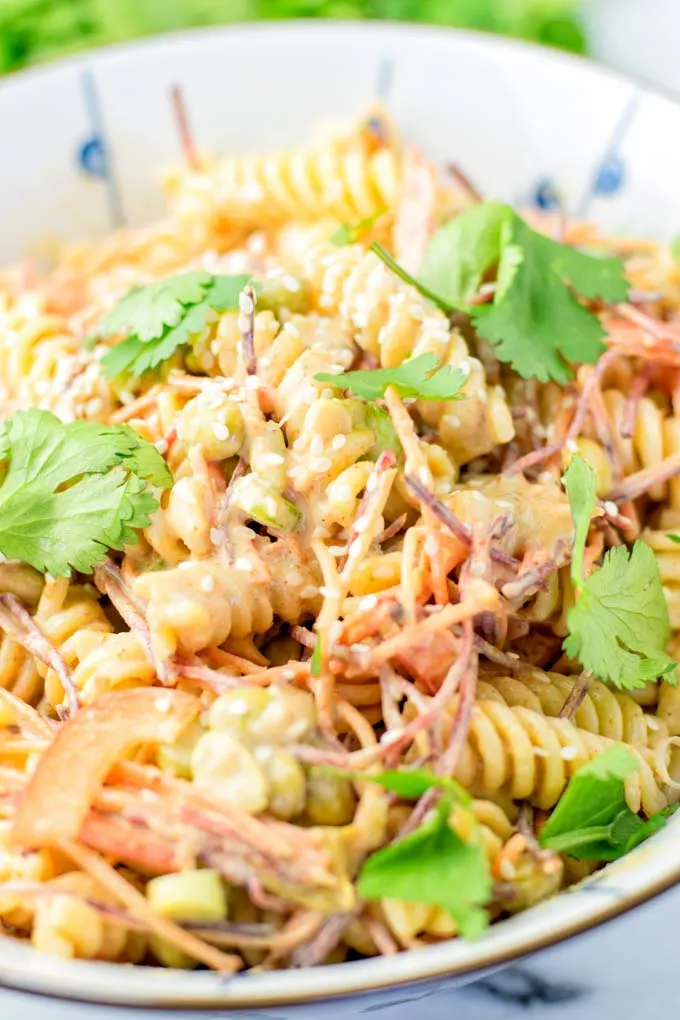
top-left (1, 20), bottom-right (680, 1009)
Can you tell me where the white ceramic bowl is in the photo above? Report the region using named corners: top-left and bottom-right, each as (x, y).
top-left (1, 20), bottom-right (680, 1014)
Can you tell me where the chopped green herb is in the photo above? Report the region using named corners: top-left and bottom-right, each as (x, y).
top-left (316, 352), bottom-right (465, 402)
top-left (539, 744), bottom-right (676, 860)
top-left (370, 242), bottom-right (456, 313)
top-left (320, 766), bottom-right (470, 803)
top-left (667, 534), bottom-right (680, 544)
top-left (564, 541), bottom-right (676, 690)
top-left (93, 271), bottom-right (255, 379)
top-left (358, 796), bottom-right (491, 939)
top-left (0, 409), bottom-right (171, 577)
top-left (330, 208), bottom-right (388, 246)
top-left (563, 454), bottom-right (597, 591)
top-left (311, 636), bottom-right (322, 677)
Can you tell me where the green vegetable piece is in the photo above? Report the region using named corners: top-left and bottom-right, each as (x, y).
top-left (364, 403), bottom-right (402, 459)
top-left (564, 540), bottom-right (676, 690)
top-left (95, 271), bottom-right (256, 379)
top-left (0, 409), bottom-right (170, 577)
top-left (321, 765), bottom-right (470, 804)
top-left (539, 744), bottom-right (676, 860)
top-left (316, 352), bottom-right (465, 402)
top-left (311, 635), bottom-right (322, 677)
top-left (155, 719), bottom-right (204, 780)
top-left (330, 207), bottom-right (388, 246)
top-left (419, 200), bottom-right (508, 304)
top-left (358, 796), bottom-right (491, 940)
top-left (667, 534), bottom-right (680, 544)
top-left (146, 869), bottom-right (228, 922)
top-left (563, 454), bottom-right (597, 591)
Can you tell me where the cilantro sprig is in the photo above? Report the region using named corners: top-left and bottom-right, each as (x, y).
top-left (0, 410), bottom-right (171, 577)
top-left (326, 765), bottom-right (490, 939)
top-left (92, 270), bottom-right (255, 379)
top-left (563, 456), bottom-right (676, 689)
top-left (539, 745), bottom-right (675, 860)
top-left (372, 202), bottom-right (629, 384)
top-left (330, 208), bottom-right (388, 246)
top-left (315, 352), bottom-right (466, 402)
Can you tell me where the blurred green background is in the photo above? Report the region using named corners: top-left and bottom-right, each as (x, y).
top-left (0, 0), bottom-right (587, 75)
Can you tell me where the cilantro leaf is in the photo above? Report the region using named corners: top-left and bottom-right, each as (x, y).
top-left (667, 534), bottom-right (680, 544)
top-left (564, 540), bottom-right (676, 690)
top-left (358, 796), bottom-right (491, 940)
top-left (315, 353), bottom-right (466, 402)
top-left (471, 213), bottom-right (618, 383)
top-left (0, 409), bottom-right (170, 577)
top-left (539, 744), bottom-right (675, 860)
top-left (369, 243), bottom-right (457, 313)
top-left (419, 200), bottom-right (509, 304)
top-left (413, 203), bottom-right (630, 384)
top-left (563, 454), bottom-right (597, 591)
top-left (97, 269), bottom-right (212, 343)
top-left (321, 766), bottom-right (470, 804)
top-left (95, 271), bottom-right (254, 380)
top-left (330, 208), bottom-right (387, 246)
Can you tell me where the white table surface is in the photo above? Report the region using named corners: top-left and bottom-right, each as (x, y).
top-left (2, 880), bottom-right (677, 1018)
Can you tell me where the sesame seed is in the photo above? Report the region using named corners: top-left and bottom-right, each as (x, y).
top-left (498, 860), bottom-right (516, 881)
top-left (155, 695), bottom-right (173, 713)
top-left (154, 439), bottom-right (168, 455)
top-left (418, 466), bottom-right (431, 485)
top-left (565, 439), bottom-right (579, 453)
top-left (319, 585), bottom-right (340, 599)
top-left (239, 292), bottom-right (255, 315)
top-left (329, 545), bottom-right (347, 557)
top-left (332, 434), bottom-right (347, 450)
top-left (200, 575), bottom-right (215, 593)
top-left (261, 452), bottom-right (285, 466)
top-left (408, 303), bottom-right (424, 320)
top-left (312, 457), bottom-right (332, 473)
top-left (373, 564), bottom-right (395, 579)
top-left (604, 500), bottom-right (618, 516)
top-left (424, 535), bottom-right (439, 556)
top-left (213, 422), bottom-right (230, 441)
top-left (283, 275), bottom-right (301, 292)
top-left (354, 516), bottom-right (369, 533)
top-left (86, 396), bottom-right (104, 417)
top-left (380, 728), bottom-right (404, 746)
top-left (209, 528), bottom-right (222, 546)
top-left (443, 415), bottom-right (460, 429)
top-left (226, 698), bottom-right (249, 716)
top-left (310, 435), bottom-right (324, 456)
top-left (347, 543), bottom-right (362, 560)
top-left (469, 561), bottom-right (486, 577)
top-left (366, 474), bottom-right (379, 494)
top-left (332, 485), bottom-right (353, 503)
top-left (496, 499), bottom-right (513, 509)
top-left (360, 594), bottom-right (378, 612)
top-left (560, 745), bottom-right (578, 761)
top-left (45, 573), bottom-right (55, 584)
top-left (301, 584), bottom-right (318, 599)
top-left (458, 359), bottom-right (471, 378)
top-left (281, 668), bottom-right (296, 680)
top-left (533, 746), bottom-right (548, 758)
top-left (235, 557), bottom-right (253, 572)
top-left (538, 471), bottom-right (553, 484)
top-left (265, 497), bottom-right (278, 517)
top-left (283, 322), bottom-right (300, 339)
top-left (245, 375), bottom-right (260, 390)
top-left (646, 717), bottom-right (661, 731)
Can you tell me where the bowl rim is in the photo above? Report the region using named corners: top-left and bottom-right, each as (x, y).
top-left (2, 17), bottom-right (680, 1009)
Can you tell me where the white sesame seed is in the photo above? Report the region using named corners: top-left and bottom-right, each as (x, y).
top-left (212, 422), bottom-right (230, 441)
top-left (458, 359), bottom-right (471, 378)
top-left (442, 415), bottom-right (460, 429)
top-left (366, 474), bottom-right (379, 494)
top-left (332, 485), bottom-right (353, 503)
top-left (265, 497), bottom-right (278, 518)
top-left (354, 516), bottom-right (369, 533)
top-left (283, 322), bottom-right (300, 339)
top-left (45, 573), bottom-right (55, 584)
top-left (209, 528), bottom-right (222, 546)
top-left (245, 375), bottom-right (260, 390)
top-left (496, 500), bottom-right (513, 509)
top-left (604, 500), bottom-right (618, 516)
top-left (239, 292), bottom-right (255, 316)
top-left (155, 695), bottom-right (173, 713)
top-left (360, 594), bottom-right (378, 612)
top-left (565, 439), bottom-right (579, 453)
top-left (538, 471), bottom-right (553, 484)
top-left (380, 728), bottom-right (404, 746)
top-left (418, 466), bottom-right (432, 485)
top-left (329, 545), bottom-right (347, 557)
top-left (347, 543), bottom-right (362, 561)
top-left (283, 275), bottom-right (301, 292)
top-left (646, 717), bottom-right (661, 731)
top-left (533, 746), bottom-right (548, 758)
top-left (332, 434), bottom-right (347, 450)
top-left (281, 668), bottom-right (297, 680)
top-left (261, 452), bottom-right (285, 466)
top-left (86, 396), bottom-right (104, 417)
top-left (498, 860), bottom-right (516, 881)
top-left (408, 303), bottom-right (424, 320)
top-left (424, 535), bottom-right (439, 556)
top-left (235, 557), bottom-right (253, 572)
top-left (373, 564), bottom-right (396, 579)
top-left (225, 698), bottom-right (249, 716)
top-left (560, 745), bottom-right (578, 761)
top-left (154, 439), bottom-right (168, 455)
top-left (469, 561), bottom-right (486, 577)
top-left (310, 435), bottom-right (324, 456)
top-left (312, 457), bottom-right (332, 473)
top-left (200, 575), bottom-right (215, 593)
top-left (301, 584), bottom-right (318, 599)
top-left (319, 585), bottom-right (340, 599)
